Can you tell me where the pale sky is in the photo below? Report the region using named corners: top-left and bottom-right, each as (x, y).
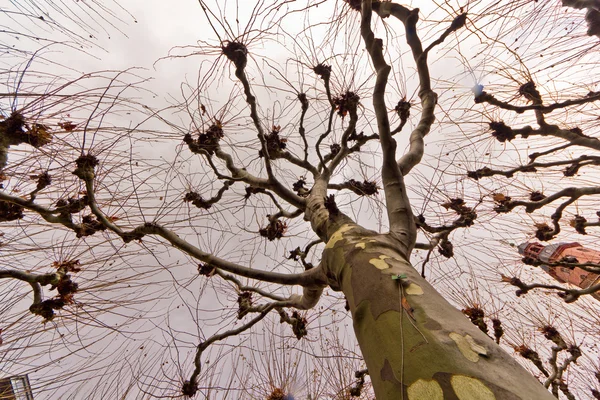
top-left (1, 1), bottom-right (599, 399)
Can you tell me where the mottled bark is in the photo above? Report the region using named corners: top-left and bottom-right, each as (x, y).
top-left (321, 223), bottom-right (555, 400)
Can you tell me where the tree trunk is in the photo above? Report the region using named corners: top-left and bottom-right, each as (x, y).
top-left (321, 223), bottom-right (554, 400)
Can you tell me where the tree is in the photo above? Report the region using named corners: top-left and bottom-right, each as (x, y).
top-left (0, 0), bottom-right (598, 399)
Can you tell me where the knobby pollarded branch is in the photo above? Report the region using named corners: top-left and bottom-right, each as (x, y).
top-left (522, 256), bottom-right (600, 274)
top-left (297, 92), bottom-right (311, 162)
top-left (183, 302), bottom-right (276, 397)
top-left (0, 165), bottom-right (326, 287)
top-left (502, 275), bottom-right (600, 303)
top-left (365, 2), bottom-right (467, 253)
top-left (227, 43), bottom-right (306, 209)
top-left (492, 188), bottom-right (600, 241)
top-left (304, 174), bottom-right (357, 243)
top-left (304, 97), bottom-right (360, 242)
top-left (183, 180), bottom-right (234, 210)
top-left (468, 155), bottom-right (600, 180)
top-left (377, 4), bottom-right (466, 176)
top-left (0, 189), bottom-right (95, 236)
top-left (0, 111), bottom-right (53, 173)
top-left (415, 197), bottom-right (478, 274)
top-left (244, 186), bottom-right (304, 222)
top-left (475, 88), bottom-right (600, 114)
top-left (477, 117), bottom-right (600, 152)
top-left (183, 289), bottom-right (324, 396)
top-left (314, 63), bottom-right (336, 169)
top-left (571, 215), bottom-right (600, 234)
top-left (187, 136), bottom-right (307, 209)
top-left (470, 76), bottom-right (600, 258)
top-left (328, 98), bottom-right (360, 172)
top-left (360, 0), bottom-right (415, 253)
top-left (0, 261), bottom-right (80, 320)
top-left (493, 186), bottom-right (600, 214)
top-left (184, 48), bottom-right (308, 210)
top-left (84, 171), bottom-right (327, 287)
top-left (512, 326), bottom-right (580, 398)
top-left (328, 179), bottom-right (379, 196)
top-left (288, 239), bottom-right (322, 271)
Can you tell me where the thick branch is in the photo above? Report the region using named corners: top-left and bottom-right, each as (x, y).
top-left (232, 58), bottom-right (305, 208)
top-left (365, 1), bottom-right (416, 248)
top-left (497, 186), bottom-right (600, 214)
top-left (504, 275), bottom-right (600, 303)
top-left (468, 155), bottom-right (600, 180)
top-left (475, 90), bottom-right (600, 114)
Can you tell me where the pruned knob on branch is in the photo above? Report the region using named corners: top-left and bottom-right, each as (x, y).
top-left (181, 380), bottom-right (198, 397)
top-left (333, 91), bottom-right (359, 118)
top-left (56, 196), bottom-right (89, 214)
top-left (289, 311), bottom-right (307, 339)
top-left (519, 81), bottom-right (542, 103)
top-left (534, 222), bottom-right (554, 241)
top-left (346, 179), bottom-right (378, 196)
top-left (73, 154), bottom-right (99, 180)
top-left (184, 121), bottom-right (224, 155)
top-left (441, 198), bottom-right (477, 226)
top-left (329, 143), bottom-right (341, 158)
top-left (492, 193), bottom-right (512, 213)
top-left (259, 218), bottom-right (287, 241)
top-left (395, 99), bottom-right (411, 121)
top-left (237, 291), bottom-right (253, 319)
top-left (462, 305), bottom-right (489, 335)
top-left (298, 93), bottom-right (309, 110)
top-left (571, 215), bottom-right (587, 234)
top-left (0, 200), bottom-right (24, 222)
top-left (530, 191), bottom-right (546, 202)
top-left (34, 172), bottom-right (51, 191)
top-left (450, 12), bottom-right (468, 30)
top-left (467, 167), bottom-right (493, 180)
top-left (259, 126), bottom-right (287, 159)
top-left (1, 111), bottom-right (52, 148)
top-left (312, 63), bottom-right (331, 80)
top-left (489, 121), bottom-right (515, 142)
top-left (324, 194), bottom-right (340, 219)
top-left (292, 178), bottom-right (310, 197)
top-left (267, 388), bottom-right (289, 400)
top-left (539, 325), bottom-right (567, 348)
top-left (198, 263), bottom-right (216, 277)
top-left (30, 272), bottom-right (79, 321)
top-left (75, 215), bottom-right (107, 238)
top-left (438, 239), bottom-right (454, 258)
top-left (514, 345), bottom-right (549, 376)
top-left (221, 40), bottom-right (248, 69)
top-left (184, 191), bottom-right (212, 209)
top-left (343, 0), bottom-right (362, 11)
top-left (492, 319), bottom-right (504, 344)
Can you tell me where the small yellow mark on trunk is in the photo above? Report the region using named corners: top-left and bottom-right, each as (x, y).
top-left (451, 375), bottom-right (495, 400)
top-left (465, 335), bottom-right (487, 357)
top-left (369, 255), bottom-right (390, 269)
top-left (355, 242), bottom-right (366, 249)
top-left (325, 224), bottom-right (354, 249)
top-left (407, 379), bottom-right (443, 400)
top-left (449, 333), bottom-right (487, 362)
top-left (405, 283), bottom-right (424, 295)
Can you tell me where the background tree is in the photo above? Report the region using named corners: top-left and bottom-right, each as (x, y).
top-left (0, 0), bottom-right (598, 399)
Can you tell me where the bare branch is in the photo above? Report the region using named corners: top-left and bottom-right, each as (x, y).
top-left (475, 89), bottom-right (600, 114)
top-left (363, 1), bottom-right (416, 250)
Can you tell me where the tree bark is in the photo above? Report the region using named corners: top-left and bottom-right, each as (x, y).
top-left (321, 223), bottom-right (555, 400)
